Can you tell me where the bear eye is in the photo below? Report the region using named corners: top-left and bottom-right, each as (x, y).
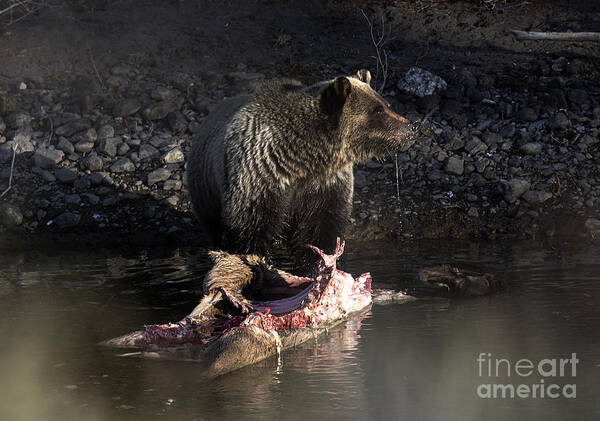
top-left (374, 105), bottom-right (385, 115)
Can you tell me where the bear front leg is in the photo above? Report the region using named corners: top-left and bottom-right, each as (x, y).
top-left (290, 166), bottom-right (354, 273)
top-left (222, 188), bottom-right (286, 257)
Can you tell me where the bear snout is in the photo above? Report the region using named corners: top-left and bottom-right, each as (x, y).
top-left (397, 116), bottom-right (421, 152)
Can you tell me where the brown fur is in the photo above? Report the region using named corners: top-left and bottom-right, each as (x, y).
top-left (187, 69), bottom-right (418, 265)
top-left (203, 250), bottom-right (309, 301)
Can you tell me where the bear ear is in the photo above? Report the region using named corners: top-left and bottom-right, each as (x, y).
top-left (356, 69), bottom-right (371, 86)
top-left (320, 76), bottom-right (352, 116)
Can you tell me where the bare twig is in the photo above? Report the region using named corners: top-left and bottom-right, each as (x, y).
top-left (87, 43), bottom-right (106, 90)
top-left (0, 145), bottom-right (16, 199)
top-left (414, 40), bottom-right (430, 67)
top-left (510, 30), bottom-right (600, 42)
top-left (0, 1), bottom-right (50, 27)
top-left (361, 9), bottom-right (391, 93)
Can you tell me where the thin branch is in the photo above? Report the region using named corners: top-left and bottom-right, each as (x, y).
top-left (87, 43), bottom-right (106, 90)
top-left (361, 9), bottom-right (391, 93)
top-left (0, 2), bottom-right (21, 16)
top-left (0, 145), bottom-right (16, 199)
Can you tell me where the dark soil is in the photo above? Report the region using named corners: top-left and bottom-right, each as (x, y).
top-left (0, 0), bottom-right (599, 250)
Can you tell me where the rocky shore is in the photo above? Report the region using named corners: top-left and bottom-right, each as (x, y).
top-left (0, 0), bottom-right (599, 248)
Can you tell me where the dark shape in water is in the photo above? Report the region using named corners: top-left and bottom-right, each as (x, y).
top-left (418, 265), bottom-right (505, 297)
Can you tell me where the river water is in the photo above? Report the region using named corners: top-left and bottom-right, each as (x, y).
top-left (0, 240), bottom-right (598, 420)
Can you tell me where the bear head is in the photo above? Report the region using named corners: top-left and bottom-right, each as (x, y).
top-left (320, 69), bottom-right (418, 163)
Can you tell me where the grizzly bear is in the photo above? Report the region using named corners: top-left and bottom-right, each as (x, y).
top-left (187, 69), bottom-right (417, 266)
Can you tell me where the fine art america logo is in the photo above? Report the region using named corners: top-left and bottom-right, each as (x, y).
top-left (476, 353), bottom-right (578, 399)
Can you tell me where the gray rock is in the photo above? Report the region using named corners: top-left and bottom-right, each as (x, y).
top-left (499, 123), bottom-right (516, 138)
top-left (150, 135), bottom-right (176, 151)
top-left (397, 67), bottom-right (447, 97)
top-left (506, 178), bottom-right (530, 198)
top-left (0, 144), bottom-right (13, 163)
top-left (55, 168), bottom-right (78, 184)
top-left (446, 136), bottom-right (465, 151)
top-left (89, 172), bottom-right (105, 185)
top-left (103, 196), bottom-right (118, 206)
top-left (76, 128), bottom-right (98, 144)
top-left (144, 101), bottom-right (178, 121)
top-left (110, 157), bottom-right (135, 173)
top-left (117, 142), bottom-right (130, 156)
top-left (139, 144), bottom-right (160, 161)
top-left (521, 190), bottom-right (552, 204)
top-left (0, 117), bottom-right (5, 134)
top-left (519, 142), bottom-right (543, 156)
top-left (54, 212), bottom-right (81, 229)
top-left (5, 112), bottom-right (31, 129)
top-left (164, 195), bottom-right (179, 206)
top-left (83, 193), bottom-right (100, 205)
top-left (12, 130), bottom-right (33, 153)
top-left (105, 75), bottom-right (127, 89)
top-left (64, 194), bottom-right (82, 205)
top-left (41, 170), bottom-right (56, 182)
top-left (151, 87), bottom-right (178, 101)
top-left (163, 147), bottom-right (185, 164)
top-left (73, 176), bottom-right (91, 191)
top-left (97, 124), bottom-right (115, 140)
top-left (436, 150), bottom-right (448, 162)
top-left (167, 111), bottom-right (187, 134)
top-left (482, 132), bottom-right (502, 145)
top-left (33, 148), bottom-right (64, 169)
top-left (147, 168), bottom-right (171, 185)
top-left (578, 134), bottom-right (599, 152)
top-left (57, 136), bottom-right (75, 154)
top-left (74, 141), bottom-right (95, 154)
top-left (553, 112), bottom-right (570, 130)
top-left (80, 152), bottom-right (104, 172)
top-left (163, 179), bottom-right (182, 191)
top-left (568, 89), bottom-right (587, 104)
top-left (445, 156), bottom-right (464, 175)
top-left (56, 119), bottom-right (91, 137)
top-left (475, 158), bottom-right (489, 173)
top-left (170, 72), bottom-right (195, 91)
top-left (97, 137), bottom-right (120, 157)
top-left (517, 107), bottom-right (538, 122)
top-left (0, 203), bottom-right (23, 227)
top-left (113, 99), bottom-right (141, 117)
top-left (466, 137), bottom-right (487, 155)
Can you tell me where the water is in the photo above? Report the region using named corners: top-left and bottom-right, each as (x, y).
top-left (0, 241), bottom-right (599, 420)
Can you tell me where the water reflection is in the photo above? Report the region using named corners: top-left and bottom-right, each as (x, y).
top-left (0, 241), bottom-right (599, 420)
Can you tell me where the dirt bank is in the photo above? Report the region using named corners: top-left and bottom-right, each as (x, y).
top-left (0, 0), bottom-right (599, 249)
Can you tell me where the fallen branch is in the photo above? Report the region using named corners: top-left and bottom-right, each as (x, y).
top-left (510, 30), bottom-right (600, 42)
